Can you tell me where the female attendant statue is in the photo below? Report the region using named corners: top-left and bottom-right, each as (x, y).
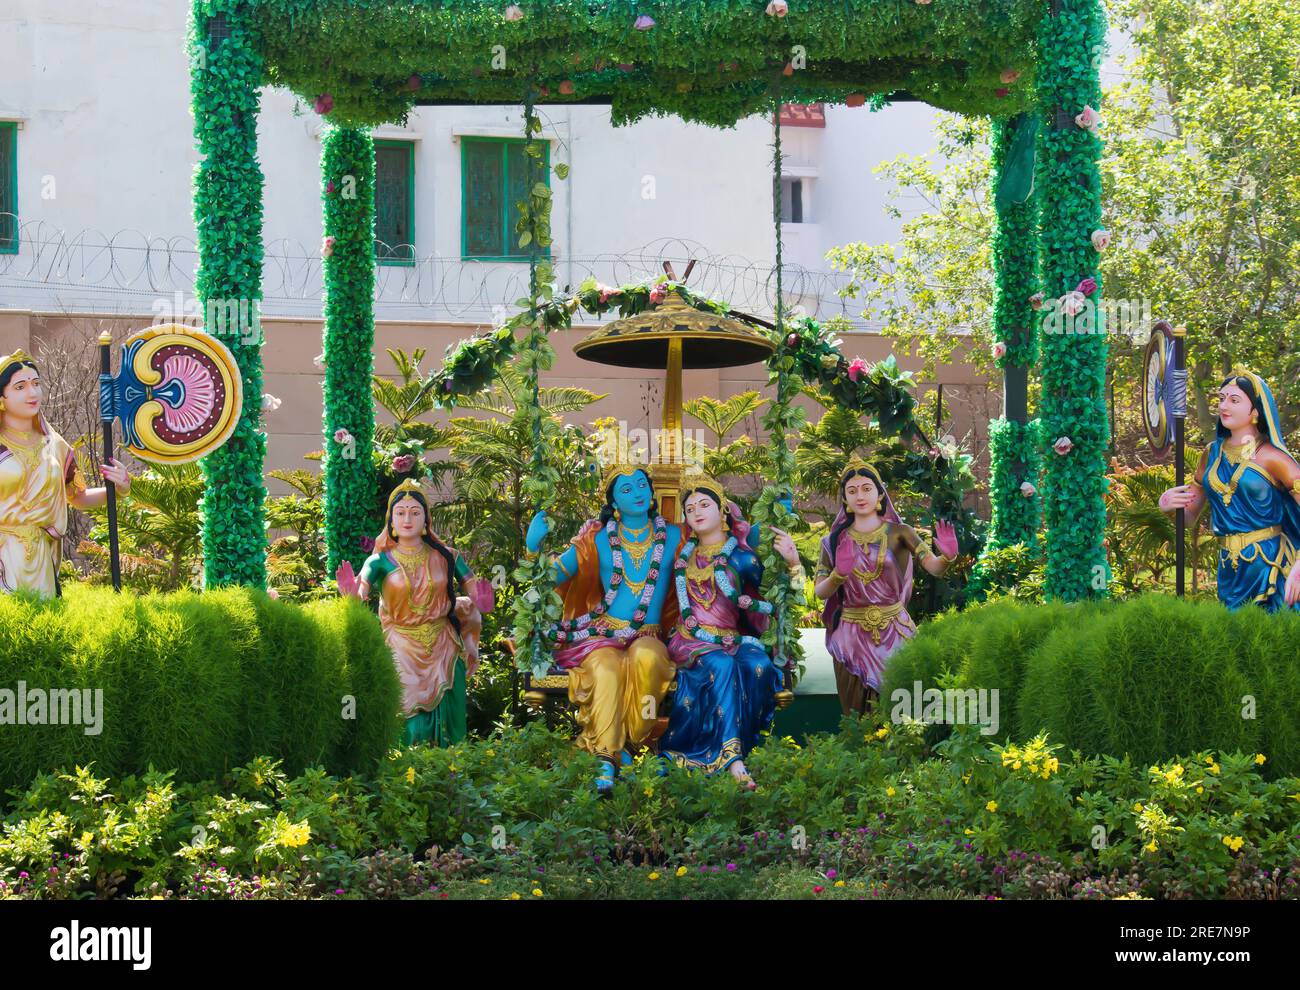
top-left (814, 457), bottom-right (958, 716)
top-left (1158, 370), bottom-right (1300, 611)
top-left (337, 479), bottom-right (495, 746)
top-left (1, 349), bottom-right (131, 597)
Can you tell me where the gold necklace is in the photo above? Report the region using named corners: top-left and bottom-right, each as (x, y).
top-left (1, 426), bottom-right (41, 447)
top-left (1207, 437), bottom-right (1258, 507)
top-left (619, 527), bottom-right (653, 570)
top-left (848, 524), bottom-right (889, 584)
top-left (393, 543), bottom-right (433, 606)
top-left (620, 521), bottom-right (650, 539)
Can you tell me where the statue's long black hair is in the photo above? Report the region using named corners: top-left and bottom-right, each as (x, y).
top-left (598, 469), bottom-right (658, 526)
top-left (387, 490), bottom-right (462, 636)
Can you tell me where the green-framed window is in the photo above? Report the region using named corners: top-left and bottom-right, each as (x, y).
top-left (461, 137), bottom-right (550, 261)
top-left (375, 139), bottom-right (415, 266)
top-left (0, 122), bottom-right (16, 254)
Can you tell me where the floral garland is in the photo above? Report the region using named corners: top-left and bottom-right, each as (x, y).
top-left (673, 536), bottom-right (771, 651)
top-left (547, 516), bottom-right (667, 645)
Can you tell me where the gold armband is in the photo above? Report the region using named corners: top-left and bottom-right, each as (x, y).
top-left (555, 556), bottom-right (575, 579)
top-left (1292, 479), bottom-right (1300, 497)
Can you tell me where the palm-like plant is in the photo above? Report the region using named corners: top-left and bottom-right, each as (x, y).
top-left (372, 348), bottom-right (457, 488)
top-left (436, 364), bottom-right (604, 571)
top-left (682, 391), bottom-right (770, 492)
top-left (1106, 463), bottom-right (1215, 593)
top-left (86, 462), bottom-right (204, 590)
top-left (793, 387), bottom-right (888, 523)
top-left (265, 469), bottom-right (330, 600)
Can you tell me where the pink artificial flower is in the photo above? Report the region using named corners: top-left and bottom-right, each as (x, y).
top-left (766, 0), bottom-right (789, 16)
top-left (1053, 436), bottom-right (1074, 456)
top-left (786, 332), bottom-right (800, 347)
top-left (334, 428), bottom-right (354, 446)
top-left (846, 357), bottom-right (869, 382)
top-left (1029, 291), bottom-right (1045, 311)
top-left (359, 535), bottom-right (376, 553)
top-left (1074, 105), bottom-right (1100, 130)
top-left (596, 283), bottom-right (621, 304)
top-left (504, 4), bottom-right (524, 22)
top-left (634, 14), bottom-right (656, 30)
top-left (1020, 481), bottom-right (1037, 497)
top-left (992, 341), bottom-right (1008, 360)
top-left (321, 235), bottom-right (336, 259)
top-left (648, 283), bottom-right (668, 305)
top-left (1061, 291), bottom-right (1086, 316)
top-left (1000, 69), bottom-right (1021, 84)
top-left (618, 63), bottom-right (635, 73)
top-left (1076, 276), bottom-right (1098, 297)
top-left (915, 0), bottom-right (932, 5)
top-left (392, 454), bottom-right (416, 474)
top-left (559, 80), bottom-right (575, 95)
top-left (267, 588), bottom-right (280, 600)
top-left (1091, 229), bottom-right (1111, 251)
top-left (406, 74), bottom-right (422, 91)
top-left (313, 94), bottom-right (334, 115)
top-left (845, 93), bottom-right (866, 108)
top-left (326, 180), bottom-right (335, 194)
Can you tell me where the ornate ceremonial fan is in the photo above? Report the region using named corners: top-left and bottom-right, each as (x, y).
top-left (1141, 322), bottom-right (1176, 455)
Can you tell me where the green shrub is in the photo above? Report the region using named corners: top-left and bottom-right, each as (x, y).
top-left (0, 585), bottom-right (399, 793)
top-left (883, 593), bottom-right (1300, 775)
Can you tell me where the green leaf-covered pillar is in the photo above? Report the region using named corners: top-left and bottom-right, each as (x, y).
top-left (985, 114), bottom-right (1043, 554)
top-left (1035, 0), bottom-right (1111, 600)
top-left (189, 0), bottom-right (268, 588)
top-left (320, 126), bottom-right (378, 573)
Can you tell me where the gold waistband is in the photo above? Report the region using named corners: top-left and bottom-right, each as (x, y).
top-left (842, 602), bottom-right (905, 644)
top-left (1218, 526), bottom-right (1282, 554)
top-left (1218, 526), bottom-right (1287, 571)
top-left (0, 524), bottom-right (55, 562)
top-left (392, 617), bottom-right (451, 648)
top-left (595, 616), bottom-right (661, 637)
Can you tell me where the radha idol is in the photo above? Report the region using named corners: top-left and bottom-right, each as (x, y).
top-left (1159, 369), bottom-right (1300, 611)
top-left (814, 457), bottom-right (958, 716)
top-left (1, 349), bottom-right (131, 597)
top-left (660, 470), bottom-right (801, 789)
top-left (337, 479), bottom-right (495, 746)
top-left (525, 463), bottom-right (681, 793)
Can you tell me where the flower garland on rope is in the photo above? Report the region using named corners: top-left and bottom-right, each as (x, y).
top-left (548, 517), bottom-right (669, 645)
top-left (673, 535), bottom-right (772, 652)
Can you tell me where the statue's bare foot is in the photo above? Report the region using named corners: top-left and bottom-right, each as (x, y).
top-left (729, 759), bottom-right (757, 790)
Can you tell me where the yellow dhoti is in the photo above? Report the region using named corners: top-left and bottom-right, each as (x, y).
top-left (567, 634), bottom-right (673, 760)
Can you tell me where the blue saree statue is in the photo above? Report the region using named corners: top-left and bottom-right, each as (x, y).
top-left (1160, 369), bottom-right (1300, 612)
top-left (660, 471), bottom-right (803, 789)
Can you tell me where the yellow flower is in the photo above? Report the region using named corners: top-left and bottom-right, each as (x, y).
top-left (1205, 755), bottom-right (1216, 765)
top-left (478, 878), bottom-right (492, 885)
top-left (532, 888), bottom-right (543, 897)
top-left (1222, 835), bottom-right (1244, 853)
top-left (80, 831), bottom-right (94, 845)
top-left (834, 880), bottom-right (845, 887)
top-left (1255, 753), bottom-right (1266, 765)
top-left (254, 772), bottom-right (264, 788)
top-left (985, 801), bottom-right (998, 813)
top-left (1208, 763), bottom-right (1221, 776)
top-left (278, 821), bottom-right (312, 848)
top-left (405, 767), bottom-right (415, 784)
top-left (961, 772), bottom-right (971, 785)
top-left (1133, 802), bottom-right (1144, 813)
top-left (1012, 760), bottom-right (1022, 770)
top-left (1195, 786), bottom-right (1203, 794)
top-left (509, 892), bottom-right (521, 900)
top-left (964, 828), bottom-right (974, 836)
top-left (1144, 840), bottom-right (1158, 853)
top-left (885, 787), bottom-right (896, 798)
top-left (675, 866), bottom-right (688, 878)
top-left (486, 749), bottom-right (495, 757)
top-left (648, 872), bottom-right (660, 881)
top-left (875, 726), bottom-right (890, 739)
top-left (644, 786), bottom-right (654, 797)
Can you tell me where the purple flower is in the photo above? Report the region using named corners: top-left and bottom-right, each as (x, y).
top-left (359, 535), bottom-right (376, 552)
top-left (634, 14), bottom-right (656, 30)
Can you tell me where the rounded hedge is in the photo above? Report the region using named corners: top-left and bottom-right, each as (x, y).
top-left (0, 586), bottom-right (401, 793)
top-left (882, 594), bottom-right (1300, 776)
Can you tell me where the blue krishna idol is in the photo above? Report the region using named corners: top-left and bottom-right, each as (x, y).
top-left (660, 470), bottom-right (803, 789)
top-left (525, 463), bottom-right (683, 793)
top-left (1160, 369), bottom-right (1300, 611)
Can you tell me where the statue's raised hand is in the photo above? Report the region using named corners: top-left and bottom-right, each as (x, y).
top-left (833, 534), bottom-right (857, 578)
top-left (525, 510), bottom-right (550, 553)
top-left (336, 560), bottom-right (360, 599)
top-left (933, 519), bottom-right (959, 560)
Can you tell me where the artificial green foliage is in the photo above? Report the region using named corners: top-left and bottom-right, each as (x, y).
top-left (1034, 0), bottom-right (1109, 601)
top-left (0, 585), bottom-right (400, 794)
top-left (251, 0), bottom-right (1044, 128)
top-left (320, 124), bottom-right (379, 574)
top-left (883, 593), bottom-right (1300, 776)
top-left (990, 115), bottom-right (1040, 371)
top-left (984, 418), bottom-right (1042, 550)
top-left (189, 0), bottom-right (270, 588)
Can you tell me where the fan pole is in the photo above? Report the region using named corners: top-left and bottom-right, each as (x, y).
top-left (97, 331), bottom-right (122, 593)
top-left (1171, 325), bottom-right (1188, 597)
